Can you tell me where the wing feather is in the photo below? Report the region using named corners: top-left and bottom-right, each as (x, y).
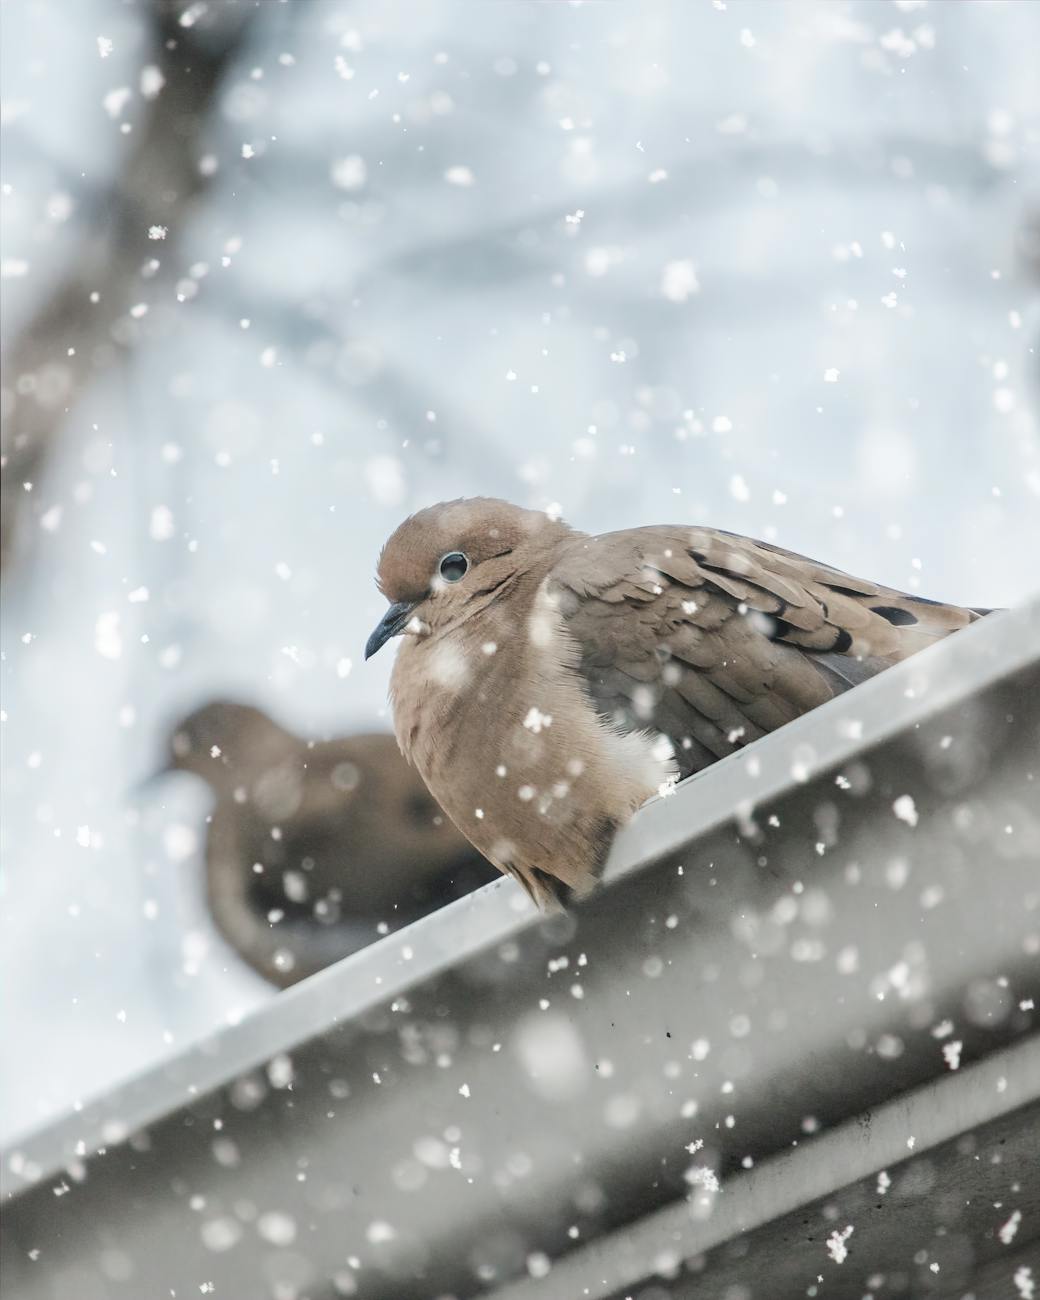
top-left (550, 525), bottom-right (982, 779)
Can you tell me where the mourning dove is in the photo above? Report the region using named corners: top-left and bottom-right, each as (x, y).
top-left (365, 498), bottom-right (987, 908)
top-left (162, 700), bottom-right (493, 985)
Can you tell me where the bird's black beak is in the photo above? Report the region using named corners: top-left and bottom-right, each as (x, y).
top-left (365, 600), bottom-right (416, 660)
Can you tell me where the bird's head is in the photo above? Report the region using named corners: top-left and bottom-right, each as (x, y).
top-left (164, 699), bottom-right (294, 786)
top-left (365, 497), bottom-right (571, 659)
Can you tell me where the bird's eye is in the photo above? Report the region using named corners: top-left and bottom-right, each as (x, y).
top-left (438, 551), bottom-right (469, 583)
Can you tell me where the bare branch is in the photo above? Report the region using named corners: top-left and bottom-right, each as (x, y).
top-left (0, 0), bottom-right (255, 571)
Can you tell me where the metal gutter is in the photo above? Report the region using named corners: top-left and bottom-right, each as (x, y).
top-left (488, 1037), bottom-right (1040, 1300)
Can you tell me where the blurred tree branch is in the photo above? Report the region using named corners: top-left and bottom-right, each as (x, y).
top-left (0, 0), bottom-right (256, 572)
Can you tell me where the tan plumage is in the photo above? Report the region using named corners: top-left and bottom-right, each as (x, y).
top-left (367, 499), bottom-right (986, 908)
top-left (162, 699), bottom-right (492, 985)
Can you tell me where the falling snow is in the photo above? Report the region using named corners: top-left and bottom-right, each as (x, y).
top-left (892, 794), bottom-right (919, 827)
top-left (999, 1209), bottom-right (1022, 1245)
top-left (826, 1225), bottom-right (854, 1263)
top-left (1, 9), bottom-right (1036, 1297)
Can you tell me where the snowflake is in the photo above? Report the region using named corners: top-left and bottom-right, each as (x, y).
top-left (999, 1209), bottom-right (1021, 1245)
top-left (942, 1040), bottom-right (963, 1071)
top-left (444, 165), bottom-right (475, 187)
top-left (660, 259), bottom-right (699, 303)
top-left (684, 1165), bottom-right (719, 1192)
top-left (523, 707), bottom-right (553, 734)
top-left (826, 1224), bottom-right (854, 1263)
top-left (893, 794), bottom-right (918, 827)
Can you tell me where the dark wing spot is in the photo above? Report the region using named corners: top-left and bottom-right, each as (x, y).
top-left (831, 628), bottom-right (853, 653)
top-left (872, 605), bottom-right (918, 627)
top-left (765, 617), bottom-right (795, 642)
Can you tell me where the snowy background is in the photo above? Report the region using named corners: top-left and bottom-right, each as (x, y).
top-left (1, 0), bottom-right (1038, 1141)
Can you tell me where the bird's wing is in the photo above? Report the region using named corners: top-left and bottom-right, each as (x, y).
top-left (550, 526), bottom-right (980, 777)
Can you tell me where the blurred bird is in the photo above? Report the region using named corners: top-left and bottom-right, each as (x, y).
top-left (162, 700), bottom-right (494, 985)
top-left (366, 498), bottom-right (988, 908)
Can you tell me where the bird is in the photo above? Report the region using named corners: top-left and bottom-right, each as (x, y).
top-left (365, 497), bottom-right (987, 909)
top-left (160, 699), bottom-right (494, 985)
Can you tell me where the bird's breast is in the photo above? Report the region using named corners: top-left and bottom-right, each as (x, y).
top-left (389, 619), bottom-right (675, 888)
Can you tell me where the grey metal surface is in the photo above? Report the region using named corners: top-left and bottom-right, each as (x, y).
top-left (487, 1038), bottom-right (1040, 1300)
top-left (488, 1034), bottom-right (1040, 1300)
top-left (3, 599), bottom-right (1039, 1300)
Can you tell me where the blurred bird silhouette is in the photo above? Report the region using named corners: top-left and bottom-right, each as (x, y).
top-left (367, 497), bottom-right (990, 908)
top-left (161, 699), bottom-right (494, 986)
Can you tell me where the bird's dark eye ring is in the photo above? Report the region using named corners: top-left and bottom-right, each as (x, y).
top-left (438, 551), bottom-right (469, 583)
